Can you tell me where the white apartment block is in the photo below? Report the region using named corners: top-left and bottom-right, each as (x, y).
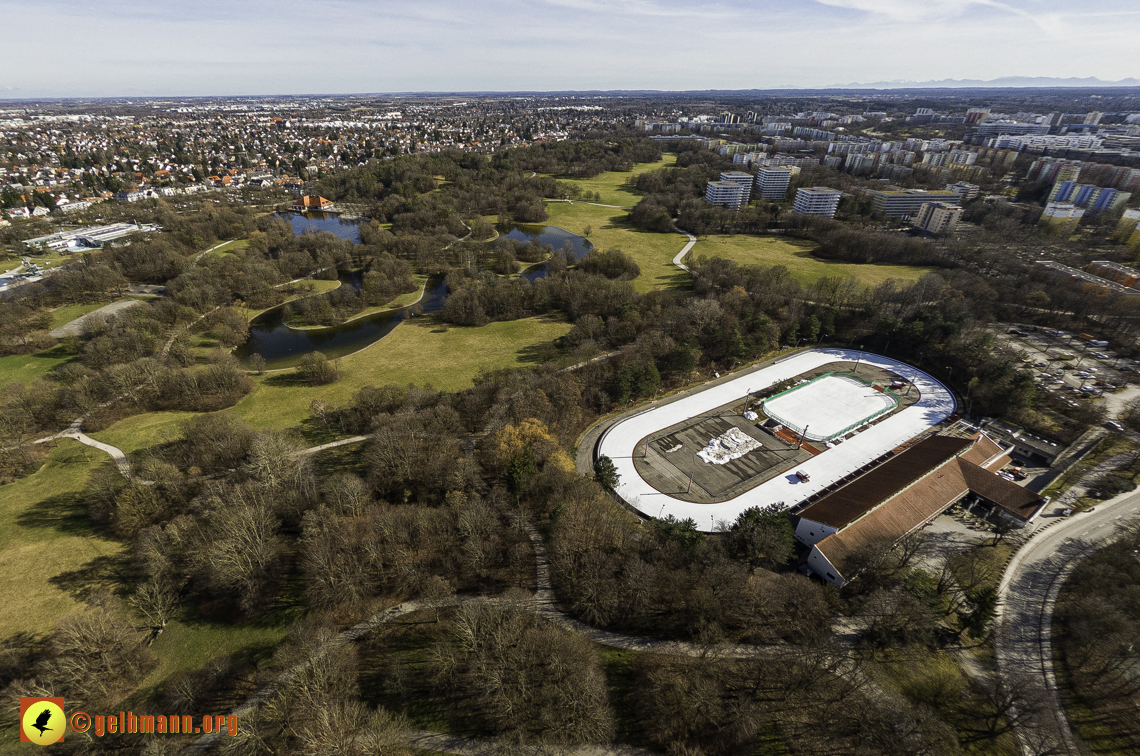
top-left (705, 180), bottom-right (749, 210)
top-left (868, 188), bottom-right (961, 218)
top-left (793, 187), bottom-right (842, 218)
top-left (913, 202), bottom-right (963, 235)
top-left (718, 171), bottom-right (754, 205)
top-left (754, 166), bottom-right (798, 199)
top-left (945, 182), bottom-right (981, 201)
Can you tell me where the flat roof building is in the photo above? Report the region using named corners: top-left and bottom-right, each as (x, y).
top-left (868, 188), bottom-right (961, 218)
top-left (913, 202), bottom-right (964, 235)
top-left (718, 171), bottom-right (754, 205)
top-left (1039, 202), bottom-right (1085, 235)
top-left (705, 180), bottom-right (749, 211)
top-left (792, 187), bottom-right (842, 218)
top-left (754, 165), bottom-right (798, 200)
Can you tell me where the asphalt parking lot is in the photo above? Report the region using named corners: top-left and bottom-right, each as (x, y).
top-left (998, 326), bottom-right (1139, 413)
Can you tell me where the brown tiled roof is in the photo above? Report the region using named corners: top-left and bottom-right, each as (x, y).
top-left (960, 433), bottom-right (1008, 471)
top-left (815, 454), bottom-right (1046, 578)
top-left (815, 458), bottom-right (971, 572)
top-left (797, 435), bottom-right (972, 529)
top-left (958, 460), bottom-right (1046, 520)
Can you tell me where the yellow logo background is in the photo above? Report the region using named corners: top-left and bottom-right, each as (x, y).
top-left (21, 699), bottom-right (65, 745)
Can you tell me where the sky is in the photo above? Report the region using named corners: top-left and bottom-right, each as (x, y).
top-left (1, 0), bottom-right (1138, 98)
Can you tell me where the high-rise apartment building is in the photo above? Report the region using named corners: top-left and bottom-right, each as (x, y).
top-left (1039, 202), bottom-right (1085, 235)
top-left (867, 188), bottom-right (961, 218)
top-left (913, 202), bottom-right (964, 235)
top-left (792, 187), bottom-right (842, 218)
top-left (1049, 181), bottom-right (1132, 215)
top-left (754, 166), bottom-right (797, 199)
top-left (718, 171), bottom-right (754, 205)
top-left (705, 180), bottom-right (749, 210)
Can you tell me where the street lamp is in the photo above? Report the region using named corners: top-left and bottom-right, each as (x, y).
top-left (853, 346), bottom-right (864, 373)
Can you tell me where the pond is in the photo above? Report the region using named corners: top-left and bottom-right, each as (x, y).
top-left (276, 211), bottom-right (362, 243)
top-left (505, 224), bottom-right (593, 282)
top-left (234, 278), bottom-right (447, 369)
top-left (236, 219), bottom-right (589, 368)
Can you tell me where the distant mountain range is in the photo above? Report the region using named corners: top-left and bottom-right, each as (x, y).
top-left (825, 76), bottom-right (1140, 89)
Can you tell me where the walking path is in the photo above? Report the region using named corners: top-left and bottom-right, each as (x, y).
top-left (672, 228), bottom-right (696, 272)
top-left (48, 299), bottom-right (143, 338)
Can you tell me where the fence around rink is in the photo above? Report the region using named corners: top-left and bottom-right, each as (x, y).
top-left (760, 371), bottom-right (900, 442)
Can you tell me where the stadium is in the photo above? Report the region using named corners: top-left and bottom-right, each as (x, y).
top-left (594, 348), bottom-right (1048, 585)
top-left (595, 348), bottom-right (954, 526)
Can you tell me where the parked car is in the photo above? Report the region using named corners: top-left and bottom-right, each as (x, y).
top-left (1107, 420), bottom-right (1125, 431)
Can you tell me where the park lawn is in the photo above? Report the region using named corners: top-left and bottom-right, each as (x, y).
top-left (691, 234), bottom-right (938, 288)
top-left (0, 440), bottom-right (125, 638)
top-left (202, 238), bottom-right (249, 259)
top-left (549, 152), bottom-right (678, 207)
top-left (49, 301), bottom-right (114, 330)
top-left (545, 202), bottom-right (689, 293)
top-left (0, 344), bottom-right (75, 389)
top-left (91, 410), bottom-right (199, 455)
top-left (232, 313), bottom-right (573, 431)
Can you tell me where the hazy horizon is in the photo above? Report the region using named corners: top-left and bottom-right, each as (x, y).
top-left (2, 0), bottom-right (1138, 98)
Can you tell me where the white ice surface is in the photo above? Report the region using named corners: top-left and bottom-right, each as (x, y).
top-left (596, 349), bottom-right (954, 531)
top-left (763, 374), bottom-right (896, 440)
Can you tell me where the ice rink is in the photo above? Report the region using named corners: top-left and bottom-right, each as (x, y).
top-left (595, 349), bottom-right (955, 530)
top-left (763, 374), bottom-right (897, 441)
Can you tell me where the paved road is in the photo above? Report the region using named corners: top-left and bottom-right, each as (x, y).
top-left (995, 488), bottom-right (1140, 755)
top-left (48, 299), bottom-right (143, 337)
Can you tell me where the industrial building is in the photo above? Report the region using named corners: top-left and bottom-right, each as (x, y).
top-left (792, 187), bottom-right (842, 217)
top-left (23, 222), bottom-right (161, 251)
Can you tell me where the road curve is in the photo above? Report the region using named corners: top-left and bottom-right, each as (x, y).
top-left (995, 489), bottom-right (1140, 755)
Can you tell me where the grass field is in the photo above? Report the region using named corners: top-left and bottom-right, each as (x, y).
top-left (232, 313), bottom-right (573, 433)
top-left (0, 440), bottom-right (124, 638)
top-left (545, 202), bottom-right (689, 293)
top-left (49, 301), bottom-right (115, 330)
top-left (0, 344), bottom-right (74, 390)
top-left (690, 235), bottom-right (938, 288)
top-left (549, 152), bottom-right (678, 207)
top-left (91, 410), bottom-right (198, 455)
top-left (200, 238), bottom-right (249, 261)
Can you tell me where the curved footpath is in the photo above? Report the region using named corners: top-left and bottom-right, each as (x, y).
top-left (672, 228), bottom-right (696, 271)
top-left (596, 348), bottom-right (955, 528)
top-left (186, 521), bottom-right (906, 756)
top-left (995, 488), bottom-right (1140, 755)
